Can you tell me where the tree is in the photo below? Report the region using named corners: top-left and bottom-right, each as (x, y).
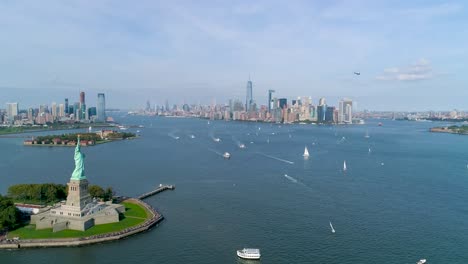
top-left (0, 195), bottom-right (20, 230)
top-left (89, 185), bottom-right (105, 199)
top-left (104, 187), bottom-right (114, 202)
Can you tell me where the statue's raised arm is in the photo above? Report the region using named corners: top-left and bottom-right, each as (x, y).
top-left (71, 136), bottom-right (86, 180)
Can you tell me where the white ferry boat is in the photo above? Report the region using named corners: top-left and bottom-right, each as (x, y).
top-left (223, 152), bottom-right (231, 159)
top-left (237, 248), bottom-right (261, 260)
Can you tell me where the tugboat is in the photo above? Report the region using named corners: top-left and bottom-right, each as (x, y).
top-left (237, 248), bottom-right (261, 260)
top-left (223, 152), bottom-right (231, 159)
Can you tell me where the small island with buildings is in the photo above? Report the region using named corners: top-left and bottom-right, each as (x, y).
top-left (430, 125), bottom-right (468, 135)
top-left (23, 130), bottom-right (136, 147)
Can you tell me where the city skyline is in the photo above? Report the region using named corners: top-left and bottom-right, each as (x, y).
top-left (1, 1), bottom-right (468, 110)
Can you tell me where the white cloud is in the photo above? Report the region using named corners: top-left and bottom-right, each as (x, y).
top-left (376, 59), bottom-right (434, 81)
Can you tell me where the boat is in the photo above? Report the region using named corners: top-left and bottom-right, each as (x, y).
top-left (175, 136), bottom-right (180, 140)
top-left (190, 135), bottom-right (195, 139)
top-left (303, 146), bottom-right (310, 158)
top-left (417, 259), bottom-right (427, 264)
top-left (136, 130), bottom-right (140, 133)
top-left (329, 221), bottom-right (335, 233)
top-left (378, 122), bottom-right (383, 126)
top-left (267, 137), bottom-right (270, 144)
top-left (368, 148), bottom-right (371, 153)
top-left (239, 144), bottom-right (246, 149)
top-left (213, 138), bottom-right (221, 142)
top-left (237, 248), bottom-right (261, 260)
top-left (364, 130), bottom-right (370, 138)
top-left (223, 152), bottom-right (231, 159)
top-left (343, 161), bottom-right (347, 171)
top-left (88, 126), bottom-right (92, 132)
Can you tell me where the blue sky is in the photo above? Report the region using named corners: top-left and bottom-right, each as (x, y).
top-left (1, 0), bottom-right (467, 110)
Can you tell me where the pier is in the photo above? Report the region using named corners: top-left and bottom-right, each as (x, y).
top-left (137, 184), bottom-right (175, 200)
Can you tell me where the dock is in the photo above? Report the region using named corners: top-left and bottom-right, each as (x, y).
top-left (137, 184), bottom-right (175, 200)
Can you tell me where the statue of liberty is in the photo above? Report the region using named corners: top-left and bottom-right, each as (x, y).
top-left (71, 136), bottom-right (86, 180)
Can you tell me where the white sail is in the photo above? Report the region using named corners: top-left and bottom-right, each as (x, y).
top-left (329, 221), bottom-right (335, 233)
top-left (343, 161), bottom-right (347, 171)
top-left (303, 146), bottom-right (310, 157)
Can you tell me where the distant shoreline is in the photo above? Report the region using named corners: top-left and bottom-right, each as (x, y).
top-left (429, 126), bottom-right (468, 135)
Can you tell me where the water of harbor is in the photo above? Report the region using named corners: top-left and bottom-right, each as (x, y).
top-left (1, 116), bottom-right (467, 264)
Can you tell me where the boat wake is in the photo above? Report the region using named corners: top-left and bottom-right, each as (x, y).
top-left (168, 133), bottom-right (180, 140)
top-left (259, 153), bottom-right (294, 164)
top-left (207, 148), bottom-right (222, 156)
top-left (283, 174), bottom-right (298, 183)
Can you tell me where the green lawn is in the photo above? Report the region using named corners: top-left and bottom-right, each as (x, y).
top-left (7, 201), bottom-right (150, 239)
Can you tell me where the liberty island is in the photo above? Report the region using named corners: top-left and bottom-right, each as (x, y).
top-left (1, 136), bottom-right (167, 249)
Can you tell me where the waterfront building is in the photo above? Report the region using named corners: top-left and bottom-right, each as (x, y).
top-left (65, 98), bottom-right (69, 114)
top-left (6, 102), bottom-right (18, 122)
top-left (88, 107), bottom-right (97, 118)
top-left (326, 106), bottom-right (335, 123)
top-left (97, 93), bottom-right (106, 122)
top-left (317, 104), bottom-right (327, 123)
top-left (31, 137), bottom-right (125, 231)
top-left (268, 89), bottom-right (275, 113)
top-left (51, 102), bottom-right (57, 118)
top-left (338, 98), bottom-right (353, 124)
top-left (246, 77), bottom-right (253, 111)
top-left (59, 104), bottom-right (65, 117)
top-left (73, 102), bottom-right (80, 120)
top-left (27, 108), bottom-right (34, 122)
top-left (279, 98), bottom-right (287, 110)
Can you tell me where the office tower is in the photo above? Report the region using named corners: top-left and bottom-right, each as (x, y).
top-left (88, 107), bottom-right (97, 118)
top-left (79, 91), bottom-right (86, 120)
top-left (6, 103), bottom-right (19, 122)
top-left (319, 97), bottom-right (326, 106)
top-left (39, 105), bottom-right (47, 114)
top-left (317, 104), bottom-right (327, 123)
top-left (65, 98), bottom-right (69, 114)
top-left (246, 77), bottom-right (253, 111)
top-left (338, 99), bottom-right (353, 124)
top-left (146, 100), bottom-right (151, 112)
top-left (279, 98), bottom-right (287, 109)
top-left (27, 108), bottom-right (34, 122)
top-left (73, 102), bottom-right (80, 120)
top-left (51, 102), bottom-right (57, 117)
top-left (97, 93), bottom-right (106, 122)
top-left (59, 104), bottom-right (65, 117)
top-left (326, 106), bottom-right (335, 123)
top-left (165, 100), bottom-right (169, 112)
top-left (268, 90), bottom-right (275, 113)
top-left (80, 92), bottom-right (85, 104)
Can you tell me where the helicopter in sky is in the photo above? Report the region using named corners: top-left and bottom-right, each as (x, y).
top-left (354, 71), bottom-right (361, 75)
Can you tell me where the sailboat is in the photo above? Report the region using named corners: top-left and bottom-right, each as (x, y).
top-left (303, 146), bottom-right (310, 158)
top-left (364, 130), bottom-right (370, 138)
top-left (368, 148), bottom-right (371, 153)
top-left (329, 221), bottom-right (336, 233)
top-left (343, 161), bottom-right (347, 171)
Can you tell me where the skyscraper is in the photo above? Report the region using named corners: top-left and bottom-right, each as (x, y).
top-left (6, 102), bottom-right (18, 122)
top-left (65, 98), bottom-right (69, 114)
top-left (80, 92), bottom-right (86, 120)
top-left (279, 98), bottom-right (287, 109)
top-left (268, 90), bottom-right (275, 113)
top-left (246, 77), bottom-right (253, 111)
top-left (338, 98), bottom-right (353, 124)
top-left (80, 92), bottom-right (85, 104)
top-left (97, 93), bottom-right (106, 122)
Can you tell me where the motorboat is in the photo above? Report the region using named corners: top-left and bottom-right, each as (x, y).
top-left (213, 138), bottom-right (221, 142)
top-left (223, 152), bottom-right (231, 159)
top-left (417, 259), bottom-right (427, 264)
top-left (237, 248), bottom-right (261, 260)
top-left (239, 144), bottom-right (246, 149)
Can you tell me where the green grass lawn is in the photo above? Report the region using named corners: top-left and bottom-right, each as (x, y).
top-left (7, 201), bottom-right (150, 239)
